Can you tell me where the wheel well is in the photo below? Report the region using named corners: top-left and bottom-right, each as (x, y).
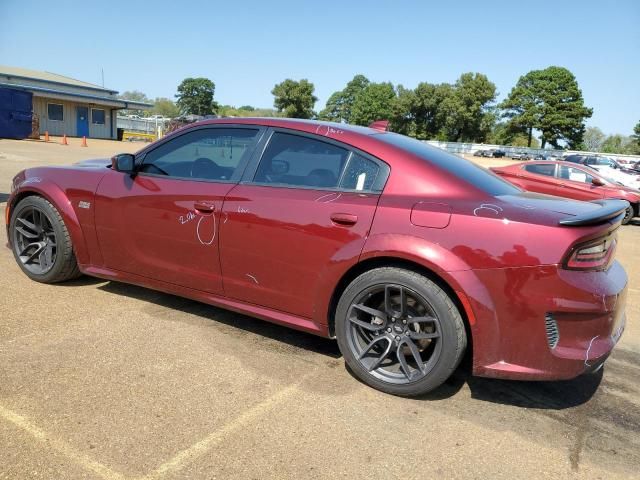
top-left (327, 257), bottom-right (473, 349)
top-left (9, 191), bottom-right (40, 214)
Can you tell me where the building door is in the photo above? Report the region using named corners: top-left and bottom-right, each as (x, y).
top-left (76, 106), bottom-right (89, 137)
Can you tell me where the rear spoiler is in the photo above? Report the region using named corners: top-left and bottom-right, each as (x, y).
top-left (559, 199), bottom-right (629, 226)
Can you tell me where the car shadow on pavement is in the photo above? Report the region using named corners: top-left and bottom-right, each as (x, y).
top-left (95, 280), bottom-right (601, 407)
top-left (0, 192), bottom-right (9, 203)
top-left (97, 281), bottom-right (342, 359)
top-left (465, 368), bottom-right (603, 409)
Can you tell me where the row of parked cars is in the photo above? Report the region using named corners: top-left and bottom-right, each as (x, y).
top-left (491, 155), bottom-right (640, 224)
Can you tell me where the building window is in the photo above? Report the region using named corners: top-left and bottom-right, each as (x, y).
top-left (92, 109), bottom-right (105, 125)
top-left (47, 103), bottom-right (64, 121)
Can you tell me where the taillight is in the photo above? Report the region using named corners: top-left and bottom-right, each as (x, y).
top-left (564, 236), bottom-right (616, 270)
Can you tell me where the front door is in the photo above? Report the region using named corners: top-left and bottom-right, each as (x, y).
top-left (94, 126), bottom-right (263, 294)
top-left (557, 164), bottom-right (605, 201)
top-left (220, 131), bottom-right (385, 319)
top-left (76, 106), bottom-right (89, 137)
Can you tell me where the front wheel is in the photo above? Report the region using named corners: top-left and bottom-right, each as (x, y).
top-left (10, 196), bottom-right (81, 283)
top-left (335, 267), bottom-right (467, 397)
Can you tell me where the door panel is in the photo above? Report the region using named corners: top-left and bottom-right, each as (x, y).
top-left (95, 172), bottom-right (232, 293)
top-left (94, 126), bottom-right (262, 293)
top-left (220, 185), bottom-right (378, 318)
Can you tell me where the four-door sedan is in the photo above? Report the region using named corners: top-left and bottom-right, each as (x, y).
top-left (6, 118), bottom-right (628, 397)
top-left (491, 160), bottom-right (639, 224)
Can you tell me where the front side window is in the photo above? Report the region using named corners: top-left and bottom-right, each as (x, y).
top-left (140, 128), bottom-right (259, 181)
top-left (559, 165), bottom-right (594, 183)
top-left (92, 109), bottom-right (105, 125)
top-left (47, 103), bottom-right (63, 121)
top-left (254, 133), bottom-right (350, 189)
top-left (524, 164), bottom-right (556, 177)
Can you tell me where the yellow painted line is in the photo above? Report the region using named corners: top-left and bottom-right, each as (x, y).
top-left (0, 403), bottom-right (127, 480)
top-left (138, 377), bottom-right (308, 480)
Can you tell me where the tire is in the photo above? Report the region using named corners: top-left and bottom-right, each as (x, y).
top-left (335, 267), bottom-right (467, 397)
top-left (10, 196), bottom-right (81, 283)
top-left (621, 205), bottom-right (634, 225)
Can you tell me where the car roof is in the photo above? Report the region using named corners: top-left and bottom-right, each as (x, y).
top-left (191, 117), bottom-right (381, 136)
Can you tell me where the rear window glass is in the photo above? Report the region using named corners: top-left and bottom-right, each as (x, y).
top-left (375, 133), bottom-right (520, 195)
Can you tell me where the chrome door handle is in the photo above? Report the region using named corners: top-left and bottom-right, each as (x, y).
top-left (330, 213), bottom-right (358, 226)
top-left (194, 201), bottom-right (215, 214)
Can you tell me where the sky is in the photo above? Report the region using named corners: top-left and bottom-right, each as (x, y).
top-left (1, 0), bottom-right (638, 135)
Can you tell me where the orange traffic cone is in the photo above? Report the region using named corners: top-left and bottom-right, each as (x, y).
top-left (62, 134), bottom-right (68, 145)
top-left (81, 136), bottom-right (88, 147)
top-left (44, 131), bottom-right (50, 142)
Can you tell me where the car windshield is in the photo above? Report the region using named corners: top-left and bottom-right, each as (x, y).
top-left (375, 133), bottom-right (520, 196)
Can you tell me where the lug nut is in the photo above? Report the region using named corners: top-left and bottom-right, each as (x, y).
top-left (387, 328), bottom-right (392, 333)
top-left (395, 336), bottom-right (401, 341)
top-left (402, 319), bottom-right (407, 324)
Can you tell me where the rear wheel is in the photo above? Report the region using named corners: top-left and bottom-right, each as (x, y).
top-left (10, 196), bottom-right (81, 283)
top-left (335, 267), bottom-right (467, 397)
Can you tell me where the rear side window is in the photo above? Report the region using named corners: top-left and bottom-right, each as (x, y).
top-left (340, 154), bottom-right (380, 191)
top-left (254, 133), bottom-right (349, 188)
top-left (524, 164), bottom-right (556, 177)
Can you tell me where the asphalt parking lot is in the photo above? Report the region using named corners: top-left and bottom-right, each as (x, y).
top-left (1, 138), bottom-right (639, 479)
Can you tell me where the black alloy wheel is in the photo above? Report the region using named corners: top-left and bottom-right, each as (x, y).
top-left (336, 267), bottom-right (467, 397)
top-left (13, 205), bottom-right (58, 275)
top-left (10, 196), bottom-right (81, 283)
top-left (346, 284), bottom-right (442, 384)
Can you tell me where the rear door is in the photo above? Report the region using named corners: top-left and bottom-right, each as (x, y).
top-left (94, 126), bottom-right (263, 294)
top-left (219, 130), bottom-right (388, 319)
top-left (519, 163), bottom-right (559, 195)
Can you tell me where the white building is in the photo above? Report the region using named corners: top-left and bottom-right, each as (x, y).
top-left (0, 65), bottom-right (151, 139)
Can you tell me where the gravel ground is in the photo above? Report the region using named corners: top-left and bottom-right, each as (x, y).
top-left (0, 137), bottom-right (638, 480)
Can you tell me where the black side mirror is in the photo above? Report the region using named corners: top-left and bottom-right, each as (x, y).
top-left (592, 177), bottom-right (605, 186)
top-left (111, 153), bottom-right (136, 173)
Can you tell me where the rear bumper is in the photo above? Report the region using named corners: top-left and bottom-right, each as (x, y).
top-left (451, 261), bottom-right (627, 380)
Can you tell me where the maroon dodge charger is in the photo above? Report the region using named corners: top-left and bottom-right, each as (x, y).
top-left (6, 119), bottom-right (628, 397)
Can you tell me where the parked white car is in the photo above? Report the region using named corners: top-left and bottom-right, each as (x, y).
top-left (593, 166), bottom-right (640, 190)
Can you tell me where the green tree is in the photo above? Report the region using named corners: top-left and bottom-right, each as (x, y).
top-left (118, 90), bottom-right (150, 116)
top-left (583, 126), bottom-right (606, 152)
top-left (396, 82), bottom-right (454, 139)
top-left (176, 77), bottom-right (218, 116)
top-left (350, 82), bottom-right (397, 126)
top-left (439, 73), bottom-right (497, 142)
top-left (631, 120), bottom-right (640, 147)
top-left (150, 97), bottom-right (180, 118)
top-left (601, 134), bottom-right (634, 154)
top-left (500, 66), bottom-right (592, 148)
top-left (271, 79), bottom-right (317, 118)
top-left (319, 74), bottom-right (370, 123)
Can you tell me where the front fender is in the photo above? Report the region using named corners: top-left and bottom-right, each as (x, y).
top-left (10, 181), bottom-right (90, 265)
